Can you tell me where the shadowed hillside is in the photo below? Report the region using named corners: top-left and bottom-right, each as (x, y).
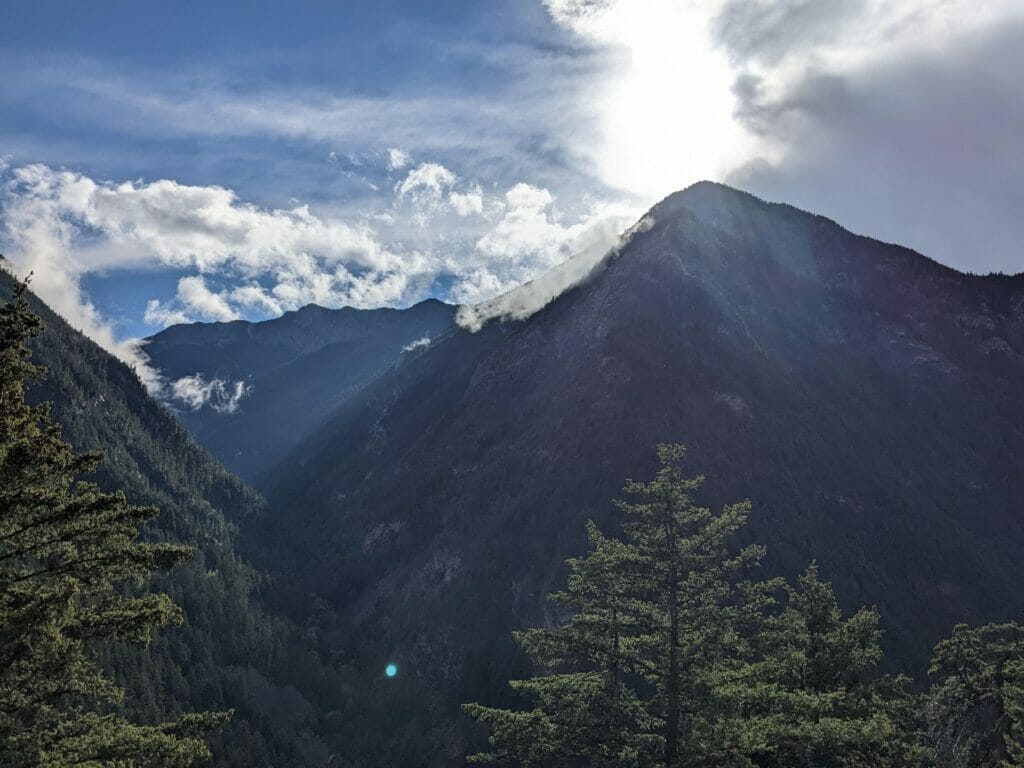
top-left (252, 182), bottom-right (1024, 765)
top-left (0, 268), bottom-right (347, 767)
top-left (144, 300), bottom-right (456, 480)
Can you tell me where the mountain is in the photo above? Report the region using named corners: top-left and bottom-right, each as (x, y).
top-left (252, 182), bottom-right (1024, 765)
top-left (143, 299), bottom-right (456, 480)
top-left (0, 268), bottom-right (353, 767)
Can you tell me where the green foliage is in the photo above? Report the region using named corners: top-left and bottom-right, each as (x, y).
top-left (0, 279), bottom-right (227, 766)
top-left (925, 622), bottom-right (1024, 767)
top-left (744, 564), bottom-right (919, 767)
top-left (466, 445), bottom-right (920, 768)
top-left (1, 268), bottom-right (345, 765)
top-left (465, 520), bottom-right (659, 767)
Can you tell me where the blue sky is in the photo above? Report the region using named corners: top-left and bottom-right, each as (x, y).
top-left (1, 0), bottom-right (1022, 374)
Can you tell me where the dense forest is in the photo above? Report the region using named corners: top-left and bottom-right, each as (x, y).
top-left (0, 269), bottom-right (352, 766)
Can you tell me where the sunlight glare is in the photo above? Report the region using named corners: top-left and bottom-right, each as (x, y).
top-left (585, 0), bottom-right (751, 200)
top-left (565, 0), bottom-right (757, 201)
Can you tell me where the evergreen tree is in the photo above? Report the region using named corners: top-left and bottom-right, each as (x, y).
top-left (466, 444), bottom-right (778, 767)
top-left (742, 564), bottom-right (918, 767)
top-left (615, 444), bottom-right (776, 767)
top-left (0, 280), bottom-right (228, 766)
top-left (464, 523), bottom-right (658, 766)
top-left (924, 622), bottom-right (1024, 768)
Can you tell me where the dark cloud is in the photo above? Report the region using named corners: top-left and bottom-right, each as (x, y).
top-left (713, 0), bottom-right (865, 66)
top-left (727, 17), bottom-right (1024, 275)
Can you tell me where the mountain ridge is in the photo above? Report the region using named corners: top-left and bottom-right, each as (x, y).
top-left (658, 181), bottom-right (1023, 279)
top-left (247, 183), bottom-right (1023, 765)
top-left (143, 296), bottom-right (457, 478)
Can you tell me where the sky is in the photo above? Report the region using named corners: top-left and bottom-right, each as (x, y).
top-left (1, 0), bottom-right (1022, 379)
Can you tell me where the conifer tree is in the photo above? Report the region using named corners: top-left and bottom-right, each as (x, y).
top-left (615, 444), bottom-right (777, 767)
top-left (0, 280), bottom-right (228, 766)
top-left (741, 564), bottom-right (918, 767)
top-left (465, 444), bottom-right (778, 767)
top-left (464, 523), bottom-right (658, 766)
top-left (925, 622), bottom-right (1024, 767)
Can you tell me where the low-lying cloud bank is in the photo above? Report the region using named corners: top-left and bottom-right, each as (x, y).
top-left (0, 160), bottom-right (640, 391)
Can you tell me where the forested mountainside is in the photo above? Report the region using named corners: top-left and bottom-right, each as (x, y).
top-left (0, 269), bottom-right (348, 767)
top-left (249, 182), bottom-right (1024, 765)
top-left (144, 299), bottom-right (455, 480)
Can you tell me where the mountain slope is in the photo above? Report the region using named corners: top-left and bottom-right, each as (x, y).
top-left (0, 267), bottom-right (349, 767)
top-left (144, 300), bottom-right (456, 480)
top-left (255, 182), bottom-right (1024, 765)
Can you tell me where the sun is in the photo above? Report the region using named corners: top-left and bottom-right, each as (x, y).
top-left (558, 0), bottom-right (754, 201)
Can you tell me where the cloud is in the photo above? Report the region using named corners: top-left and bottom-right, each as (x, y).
top-left (144, 299), bottom-right (190, 327)
top-left (394, 163), bottom-right (488, 222)
top-left (169, 373), bottom-right (251, 414)
top-left (474, 183), bottom-right (633, 268)
top-left (449, 185), bottom-right (484, 217)
top-left (445, 182), bottom-right (639, 309)
top-left (395, 162), bottom-right (458, 204)
top-left (1, 161), bottom-right (644, 385)
top-left (401, 335), bottom-right (432, 352)
top-left (456, 213), bottom-right (655, 332)
top-left (0, 163), bottom-right (438, 391)
top-left (387, 147), bottom-right (410, 171)
top-left (0, 164), bottom-right (163, 385)
top-left (0, 56), bottom-right (597, 190)
top-left (541, 0), bottom-right (1024, 273)
top-left (176, 275), bottom-right (239, 322)
top-left (453, 182), bottom-right (640, 314)
top-left (5, 3), bottom-right (1023, 278)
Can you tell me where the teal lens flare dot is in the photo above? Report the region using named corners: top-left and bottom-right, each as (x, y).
top-left (385, 663), bottom-right (398, 678)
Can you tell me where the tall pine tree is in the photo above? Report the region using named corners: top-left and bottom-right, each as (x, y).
top-left (0, 280), bottom-right (228, 766)
top-left (466, 444), bottom-right (778, 767)
top-left (617, 444), bottom-right (778, 767)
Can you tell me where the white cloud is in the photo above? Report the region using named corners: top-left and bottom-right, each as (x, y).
top-left (401, 335), bottom-right (432, 352)
top-left (0, 164), bottom-right (162, 384)
top-left (474, 183), bottom-right (633, 268)
top-left (448, 181), bottom-right (639, 310)
top-left (0, 152), bottom-right (645, 389)
top-left (449, 185), bottom-right (484, 217)
top-left (144, 299), bottom-right (190, 327)
top-left (544, 1), bottom-right (1024, 194)
top-left (169, 373), bottom-right (251, 414)
top-left (5, 7), bottom-right (1023, 274)
top-left (176, 275), bottom-right (239, 322)
top-left (387, 147), bottom-right (410, 171)
top-left (0, 163), bottom-right (449, 391)
top-left (539, 0), bottom-right (1024, 272)
top-left (229, 283), bottom-right (283, 316)
top-left (457, 212), bottom-right (653, 332)
top-left (396, 162), bottom-right (457, 203)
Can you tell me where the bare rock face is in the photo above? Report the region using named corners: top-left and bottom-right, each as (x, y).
top-left (254, 182), bottom-right (1023, 767)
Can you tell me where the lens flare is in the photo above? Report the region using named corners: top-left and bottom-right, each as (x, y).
top-left (385, 663), bottom-right (398, 678)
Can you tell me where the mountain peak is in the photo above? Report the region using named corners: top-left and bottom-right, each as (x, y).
top-left (648, 180), bottom-right (784, 231)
